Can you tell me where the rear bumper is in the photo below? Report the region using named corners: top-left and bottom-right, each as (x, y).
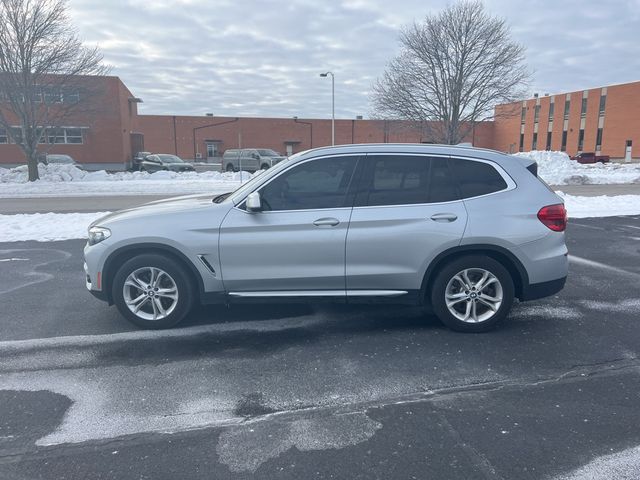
top-left (520, 276), bottom-right (567, 301)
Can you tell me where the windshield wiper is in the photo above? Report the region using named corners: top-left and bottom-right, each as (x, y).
top-left (212, 192), bottom-right (232, 203)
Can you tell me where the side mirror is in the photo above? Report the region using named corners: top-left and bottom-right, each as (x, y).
top-left (246, 192), bottom-right (262, 212)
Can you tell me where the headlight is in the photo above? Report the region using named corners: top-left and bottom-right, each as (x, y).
top-left (87, 226), bottom-right (111, 245)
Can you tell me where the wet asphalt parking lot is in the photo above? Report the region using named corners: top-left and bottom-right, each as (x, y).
top-left (0, 215), bottom-right (639, 479)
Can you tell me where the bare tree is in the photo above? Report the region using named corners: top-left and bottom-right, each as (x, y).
top-left (0, 0), bottom-right (108, 181)
top-left (371, 0), bottom-right (530, 145)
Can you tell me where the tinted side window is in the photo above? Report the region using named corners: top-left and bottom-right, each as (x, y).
top-left (360, 155), bottom-right (458, 206)
top-left (259, 156), bottom-right (358, 211)
top-left (429, 157), bottom-right (459, 203)
top-left (450, 158), bottom-right (508, 199)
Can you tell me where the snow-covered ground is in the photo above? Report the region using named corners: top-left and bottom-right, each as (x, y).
top-left (0, 152), bottom-right (639, 198)
top-left (1, 194), bottom-right (639, 242)
top-left (515, 150), bottom-right (640, 185)
top-left (0, 212), bottom-right (110, 242)
top-left (559, 193), bottom-right (640, 218)
top-left (0, 163), bottom-right (253, 197)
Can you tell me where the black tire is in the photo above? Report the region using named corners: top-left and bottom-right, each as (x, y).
top-left (260, 163), bottom-right (270, 170)
top-left (226, 163), bottom-right (236, 172)
top-left (112, 254), bottom-right (195, 329)
top-left (430, 255), bottom-right (514, 333)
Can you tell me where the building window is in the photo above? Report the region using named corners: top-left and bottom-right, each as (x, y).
top-left (595, 128), bottom-right (603, 150)
top-left (599, 95), bottom-right (606, 116)
top-left (534, 105), bottom-right (540, 123)
top-left (43, 88), bottom-right (63, 104)
top-left (578, 129), bottom-right (585, 150)
top-left (10, 127), bottom-right (23, 144)
top-left (581, 98), bottom-right (588, 118)
top-left (520, 107), bottom-right (526, 124)
top-left (564, 100), bottom-right (570, 119)
top-left (519, 133), bottom-right (524, 152)
top-left (548, 102), bottom-right (555, 120)
top-left (63, 88), bottom-right (80, 104)
top-left (561, 131), bottom-right (567, 151)
top-left (64, 128), bottom-right (83, 144)
top-left (0, 128), bottom-right (7, 144)
top-left (47, 127), bottom-right (83, 144)
top-left (546, 131), bottom-right (552, 150)
top-left (532, 132), bottom-right (538, 150)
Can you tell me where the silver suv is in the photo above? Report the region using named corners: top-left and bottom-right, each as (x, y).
top-left (223, 148), bottom-right (287, 172)
top-left (84, 144), bottom-right (568, 332)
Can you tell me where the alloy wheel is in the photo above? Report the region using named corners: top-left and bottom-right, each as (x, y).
top-left (122, 266), bottom-right (179, 321)
top-left (445, 268), bottom-right (503, 323)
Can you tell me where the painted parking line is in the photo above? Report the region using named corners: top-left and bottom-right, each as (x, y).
top-left (569, 255), bottom-right (640, 277)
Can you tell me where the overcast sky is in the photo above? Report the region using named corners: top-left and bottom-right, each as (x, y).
top-left (69, 0), bottom-right (640, 119)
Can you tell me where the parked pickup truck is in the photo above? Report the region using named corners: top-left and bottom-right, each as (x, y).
top-left (571, 152), bottom-right (610, 164)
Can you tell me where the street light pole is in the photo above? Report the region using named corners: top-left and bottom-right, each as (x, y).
top-left (320, 71), bottom-right (335, 145)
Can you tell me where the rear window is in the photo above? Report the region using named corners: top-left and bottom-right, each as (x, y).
top-left (450, 158), bottom-right (508, 199)
top-left (223, 150), bottom-right (238, 158)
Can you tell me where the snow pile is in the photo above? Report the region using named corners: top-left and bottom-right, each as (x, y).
top-left (0, 163), bottom-right (253, 184)
top-left (514, 151), bottom-right (640, 185)
top-left (558, 192), bottom-right (640, 218)
top-left (0, 212), bottom-right (110, 242)
top-left (0, 163), bottom-right (256, 197)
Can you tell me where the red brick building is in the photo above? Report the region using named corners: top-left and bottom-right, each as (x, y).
top-left (493, 80), bottom-right (640, 161)
top-left (0, 76), bottom-right (142, 170)
top-left (138, 115), bottom-right (494, 164)
top-left (0, 75), bottom-right (638, 170)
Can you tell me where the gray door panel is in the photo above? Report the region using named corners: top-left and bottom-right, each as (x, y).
top-left (345, 202), bottom-right (467, 291)
top-left (219, 207), bottom-right (351, 292)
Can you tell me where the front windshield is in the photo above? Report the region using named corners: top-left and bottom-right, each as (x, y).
top-left (157, 154), bottom-right (183, 163)
top-left (257, 149), bottom-right (280, 156)
top-left (228, 152), bottom-right (302, 203)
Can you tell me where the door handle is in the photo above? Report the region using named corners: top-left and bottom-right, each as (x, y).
top-left (430, 213), bottom-right (458, 222)
top-left (313, 217), bottom-right (340, 227)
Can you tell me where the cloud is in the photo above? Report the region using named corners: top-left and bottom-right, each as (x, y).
top-left (68, 0), bottom-right (640, 117)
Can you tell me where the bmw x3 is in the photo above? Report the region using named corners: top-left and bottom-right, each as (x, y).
top-left (84, 144), bottom-right (568, 332)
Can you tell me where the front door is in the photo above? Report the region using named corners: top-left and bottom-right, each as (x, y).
top-left (206, 142), bottom-right (218, 159)
top-left (346, 154), bottom-right (467, 294)
top-left (219, 155), bottom-right (360, 294)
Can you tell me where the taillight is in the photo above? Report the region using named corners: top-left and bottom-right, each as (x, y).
top-left (537, 204), bottom-right (567, 232)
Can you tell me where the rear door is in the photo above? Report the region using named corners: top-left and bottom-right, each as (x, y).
top-left (345, 154), bottom-right (467, 296)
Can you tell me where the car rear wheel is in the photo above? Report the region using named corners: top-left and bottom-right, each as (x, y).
top-left (112, 254), bottom-right (195, 329)
top-left (260, 163), bottom-right (270, 170)
top-left (431, 255), bottom-right (514, 332)
top-left (226, 163), bottom-right (236, 172)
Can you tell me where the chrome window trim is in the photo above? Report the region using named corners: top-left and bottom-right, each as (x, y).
top-left (233, 151), bottom-right (516, 213)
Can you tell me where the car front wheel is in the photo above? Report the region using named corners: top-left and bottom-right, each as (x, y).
top-left (431, 255), bottom-right (514, 332)
top-left (112, 254), bottom-right (195, 329)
